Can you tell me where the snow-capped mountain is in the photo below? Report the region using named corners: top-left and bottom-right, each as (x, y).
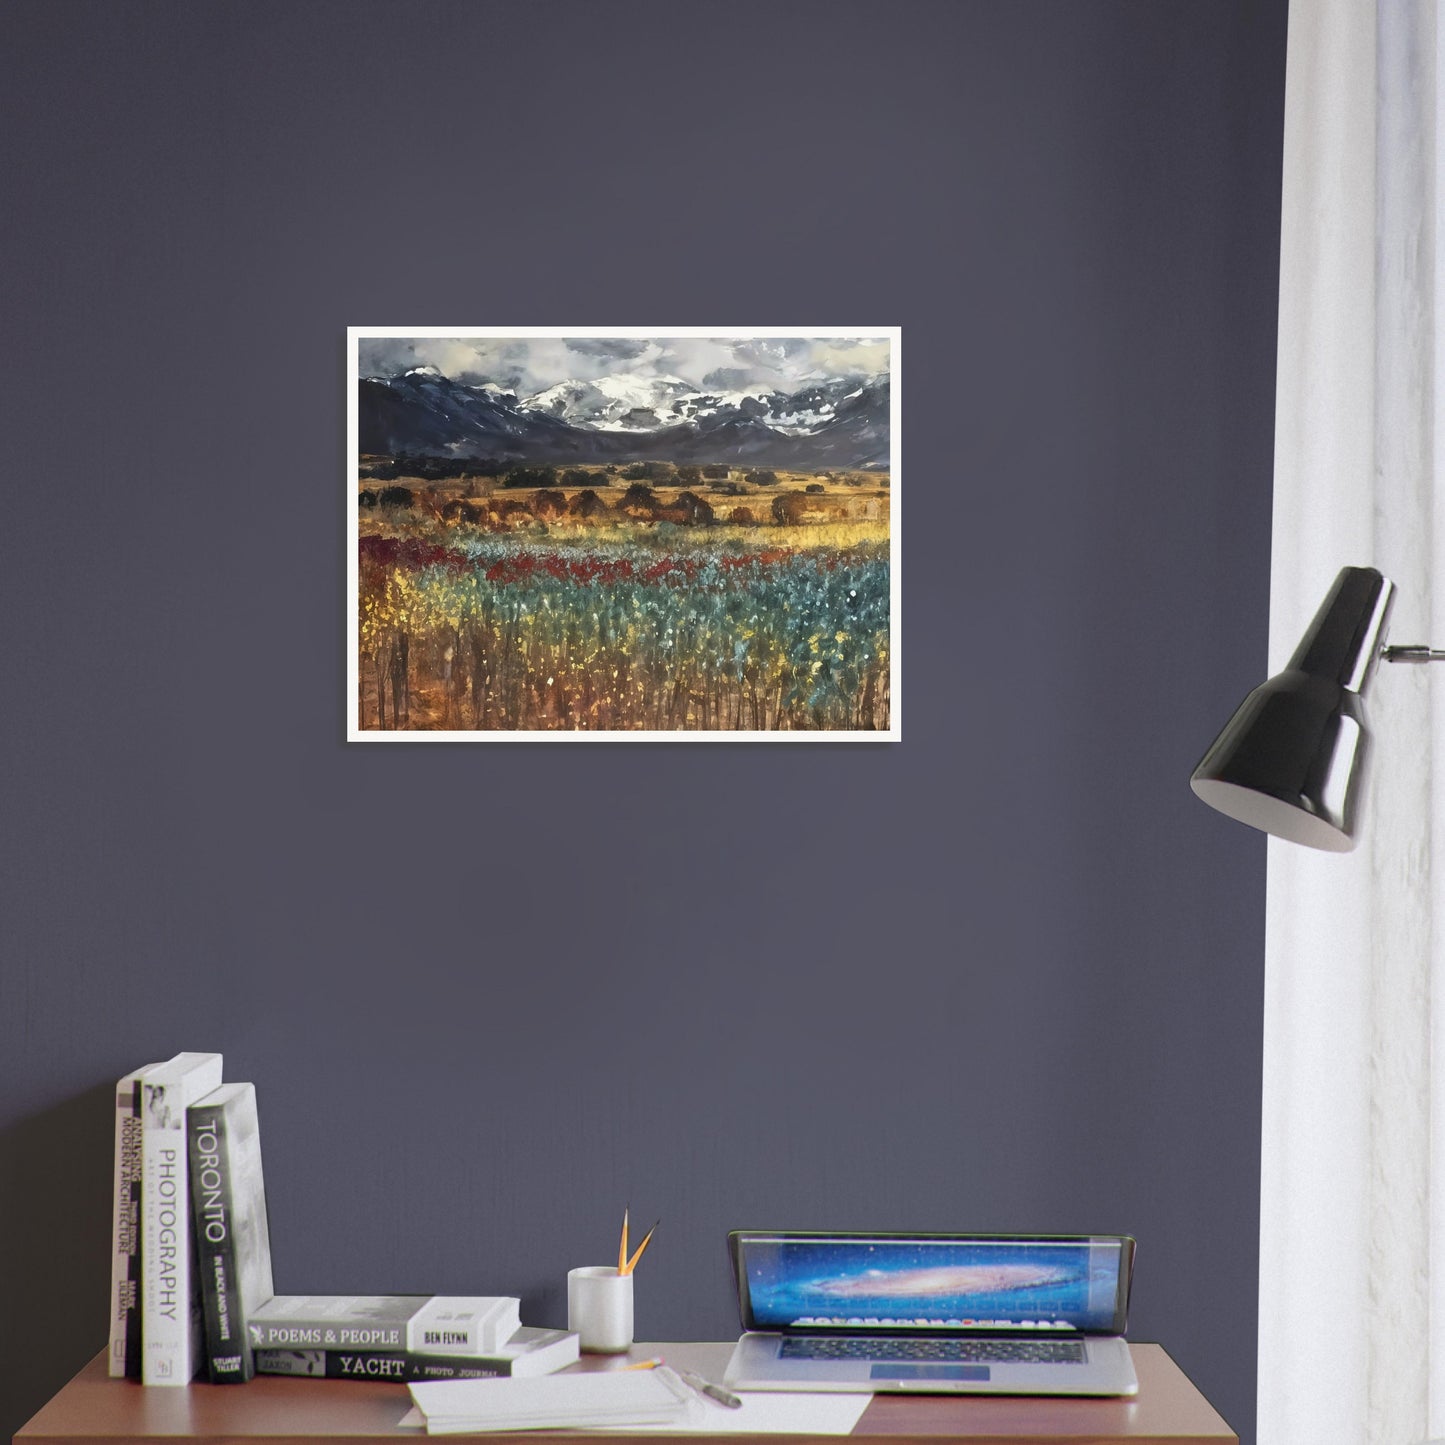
top-left (357, 366), bottom-right (891, 469)
top-left (518, 372), bottom-right (880, 436)
top-left (520, 374), bottom-right (698, 430)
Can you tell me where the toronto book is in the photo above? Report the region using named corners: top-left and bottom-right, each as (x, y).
top-left (188, 1082), bottom-right (275, 1382)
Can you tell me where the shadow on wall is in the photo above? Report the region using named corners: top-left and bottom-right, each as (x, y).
top-left (1, 1085), bottom-right (114, 1438)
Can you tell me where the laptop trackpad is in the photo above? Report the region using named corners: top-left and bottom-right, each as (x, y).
top-left (871, 1364), bottom-right (990, 1382)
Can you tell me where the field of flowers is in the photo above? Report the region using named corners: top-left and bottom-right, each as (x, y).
top-left (357, 528), bottom-right (892, 732)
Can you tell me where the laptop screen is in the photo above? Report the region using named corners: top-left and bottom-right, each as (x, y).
top-left (730, 1232), bottom-right (1134, 1335)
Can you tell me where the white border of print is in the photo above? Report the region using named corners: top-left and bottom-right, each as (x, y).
top-left (346, 326), bottom-right (901, 743)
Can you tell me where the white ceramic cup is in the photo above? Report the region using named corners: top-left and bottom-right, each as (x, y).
top-left (567, 1266), bottom-right (634, 1353)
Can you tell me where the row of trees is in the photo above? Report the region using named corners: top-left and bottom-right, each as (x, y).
top-left (361, 456), bottom-right (799, 489)
top-left (360, 483), bottom-right (869, 530)
top-left (502, 463), bottom-right (778, 489)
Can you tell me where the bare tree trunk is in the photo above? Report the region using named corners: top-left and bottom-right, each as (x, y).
top-left (859, 667), bottom-right (877, 730)
top-left (391, 633), bottom-right (409, 727)
top-left (469, 628), bottom-right (488, 727)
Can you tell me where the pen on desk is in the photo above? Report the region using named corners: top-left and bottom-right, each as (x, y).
top-left (622, 1220), bottom-right (657, 1275)
top-left (678, 1369), bottom-right (743, 1409)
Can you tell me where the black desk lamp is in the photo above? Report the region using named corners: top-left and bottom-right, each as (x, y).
top-left (1190, 565), bottom-right (1444, 851)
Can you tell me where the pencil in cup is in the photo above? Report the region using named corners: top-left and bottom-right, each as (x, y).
top-left (621, 1219), bottom-right (656, 1275)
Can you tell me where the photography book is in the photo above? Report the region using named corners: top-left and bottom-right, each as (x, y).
top-left (108, 1061), bottom-right (161, 1379)
top-left (188, 1082), bottom-right (275, 1382)
top-left (254, 1325), bottom-right (579, 1383)
top-left (247, 1295), bottom-right (521, 1355)
top-left (141, 1051), bottom-right (224, 1385)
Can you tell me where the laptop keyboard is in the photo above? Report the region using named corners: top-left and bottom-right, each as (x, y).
top-left (780, 1336), bottom-right (1087, 1365)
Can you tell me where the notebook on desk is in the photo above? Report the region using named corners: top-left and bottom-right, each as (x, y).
top-left (723, 1230), bottom-right (1138, 1397)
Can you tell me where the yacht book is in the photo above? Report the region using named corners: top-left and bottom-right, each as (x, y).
top-left (254, 1325), bottom-right (579, 1382)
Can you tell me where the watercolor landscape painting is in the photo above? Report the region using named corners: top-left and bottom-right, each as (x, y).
top-left (347, 328), bottom-right (899, 740)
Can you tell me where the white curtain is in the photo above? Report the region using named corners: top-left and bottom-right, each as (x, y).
top-left (1261, 2), bottom-right (1445, 1443)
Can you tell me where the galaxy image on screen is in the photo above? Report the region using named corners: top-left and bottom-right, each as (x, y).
top-left (743, 1237), bottom-right (1122, 1332)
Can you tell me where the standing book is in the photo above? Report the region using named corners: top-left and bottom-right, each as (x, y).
top-left (141, 1051), bottom-right (223, 1385)
top-left (188, 1082), bottom-right (275, 1382)
top-left (107, 1061), bottom-right (162, 1378)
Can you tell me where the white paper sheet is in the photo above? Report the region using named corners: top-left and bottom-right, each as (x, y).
top-left (408, 1367), bottom-right (697, 1434)
top-left (398, 1391), bottom-right (872, 1435)
top-left (618, 1391), bottom-right (872, 1434)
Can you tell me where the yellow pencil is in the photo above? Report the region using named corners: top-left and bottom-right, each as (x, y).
top-left (618, 1207), bottom-right (630, 1274)
top-left (623, 1220), bottom-right (658, 1275)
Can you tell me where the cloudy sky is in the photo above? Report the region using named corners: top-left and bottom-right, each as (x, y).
top-left (357, 334), bottom-right (891, 395)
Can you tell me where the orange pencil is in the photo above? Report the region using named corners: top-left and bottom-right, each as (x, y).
top-left (623, 1220), bottom-right (658, 1275)
top-left (618, 1207), bottom-right (630, 1274)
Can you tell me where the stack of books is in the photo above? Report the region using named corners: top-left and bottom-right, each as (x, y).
top-left (108, 1051), bottom-right (578, 1387)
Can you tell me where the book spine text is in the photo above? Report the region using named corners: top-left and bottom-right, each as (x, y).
top-left (142, 1111), bottom-right (189, 1382)
top-left (108, 1078), bottom-right (146, 1378)
top-left (248, 1320), bottom-right (407, 1350)
top-left (141, 1055), bottom-right (223, 1385)
top-left (254, 1349), bottom-right (517, 1382)
top-left (189, 1102), bottom-right (251, 1381)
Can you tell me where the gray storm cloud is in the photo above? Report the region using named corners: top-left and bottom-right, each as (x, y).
top-left (357, 335), bottom-right (890, 395)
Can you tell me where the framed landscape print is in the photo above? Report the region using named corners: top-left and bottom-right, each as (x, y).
top-left (346, 327), bottom-right (900, 741)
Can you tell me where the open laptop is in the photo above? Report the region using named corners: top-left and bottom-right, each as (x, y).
top-left (723, 1230), bottom-right (1138, 1397)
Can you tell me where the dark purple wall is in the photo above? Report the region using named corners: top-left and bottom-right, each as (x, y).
top-left (0, 2), bottom-right (1285, 1440)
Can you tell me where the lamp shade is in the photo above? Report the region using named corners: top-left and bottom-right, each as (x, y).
top-left (1190, 566), bottom-right (1395, 852)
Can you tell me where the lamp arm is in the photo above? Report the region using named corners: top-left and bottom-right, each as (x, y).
top-left (1383, 645), bottom-right (1445, 663)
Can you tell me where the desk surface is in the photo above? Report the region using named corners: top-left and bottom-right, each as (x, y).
top-left (15, 1343), bottom-right (1235, 1445)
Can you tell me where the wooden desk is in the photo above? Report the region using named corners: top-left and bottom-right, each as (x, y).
top-left (15, 1342), bottom-right (1236, 1445)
